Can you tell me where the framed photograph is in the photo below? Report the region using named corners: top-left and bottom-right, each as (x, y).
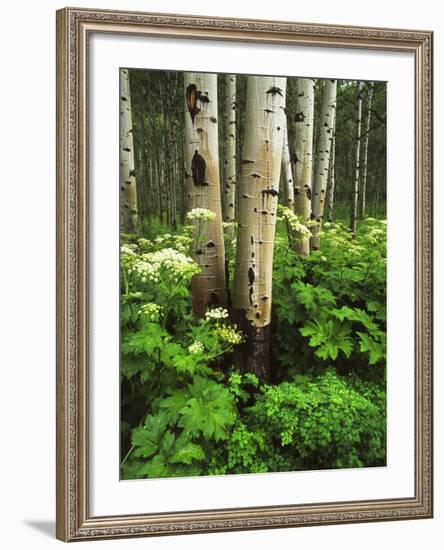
top-left (56, 7), bottom-right (433, 542)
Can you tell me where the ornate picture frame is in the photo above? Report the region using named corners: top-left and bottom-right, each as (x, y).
top-left (56, 7), bottom-right (433, 541)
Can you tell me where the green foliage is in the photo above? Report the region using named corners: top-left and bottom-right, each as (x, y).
top-left (273, 218), bottom-right (386, 382)
top-left (123, 73), bottom-right (387, 480)
top-left (128, 411), bottom-right (206, 478)
top-left (169, 376), bottom-right (236, 441)
top-left (120, 234), bottom-right (243, 479)
top-left (121, 216), bottom-right (387, 480)
top-left (208, 370), bottom-right (386, 474)
top-left (300, 317), bottom-right (353, 360)
top-left (244, 370), bottom-right (386, 470)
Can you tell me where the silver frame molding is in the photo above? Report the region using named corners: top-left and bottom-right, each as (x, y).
top-left (56, 7), bottom-right (433, 542)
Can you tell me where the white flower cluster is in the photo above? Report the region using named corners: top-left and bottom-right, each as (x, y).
top-left (130, 259), bottom-right (161, 283)
top-left (281, 208), bottom-right (311, 237)
top-left (173, 235), bottom-right (192, 254)
top-left (154, 234), bottom-right (172, 246)
top-left (137, 238), bottom-right (152, 253)
top-left (365, 228), bottom-right (386, 245)
top-left (186, 208), bottom-right (217, 222)
top-left (222, 221), bottom-right (236, 229)
top-left (121, 244), bottom-right (137, 255)
top-left (131, 233), bottom-right (190, 255)
top-left (205, 307), bottom-right (229, 321)
top-left (368, 228), bottom-right (385, 238)
top-left (121, 244), bottom-right (138, 268)
top-left (174, 240), bottom-right (189, 254)
top-left (188, 341), bottom-right (205, 354)
top-left (138, 303), bottom-right (162, 322)
top-left (129, 248), bottom-right (199, 284)
top-left (154, 234), bottom-right (191, 253)
top-left (215, 324), bottom-right (244, 346)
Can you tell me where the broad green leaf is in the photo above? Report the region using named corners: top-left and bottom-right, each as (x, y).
top-left (159, 391), bottom-right (189, 423)
top-left (177, 377), bottom-right (236, 441)
top-left (357, 331), bottom-right (385, 365)
top-left (170, 441), bottom-right (205, 465)
top-left (130, 427), bottom-right (158, 458)
top-left (139, 455), bottom-right (169, 478)
top-left (131, 412), bottom-right (170, 458)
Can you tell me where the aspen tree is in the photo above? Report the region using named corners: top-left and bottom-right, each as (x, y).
top-left (120, 69), bottom-right (138, 233)
top-left (222, 74), bottom-right (237, 229)
top-left (232, 76), bottom-right (286, 382)
top-left (281, 115), bottom-right (294, 210)
top-left (360, 82), bottom-right (374, 219)
top-left (311, 79), bottom-right (337, 250)
top-left (350, 81), bottom-right (364, 236)
top-left (326, 120), bottom-right (336, 222)
top-left (293, 78), bottom-right (315, 255)
top-left (184, 73), bottom-right (227, 317)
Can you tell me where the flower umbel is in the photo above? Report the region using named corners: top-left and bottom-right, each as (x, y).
top-left (280, 207), bottom-right (311, 237)
top-left (214, 323), bottom-right (244, 345)
top-left (186, 208), bottom-right (217, 222)
top-left (205, 307), bottom-right (229, 321)
top-left (127, 247), bottom-right (199, 284)
top-left (188, 341), bottom-right (205, 355)
top-left (138, 303), bottom-right (162, 322)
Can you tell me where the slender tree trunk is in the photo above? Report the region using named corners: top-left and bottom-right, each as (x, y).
top-left (281, 116), bottom-right (294, 210)
top-left (184, 73), bottom-right (227, 317)
top-left (171, 127), bottom-right (178, 230)
top-left (360, 82), bottom-right (373, 219)
top-left (120, 69), bottom-right (138, 233)
top-left (139, 113), bottom-right (151, 220)
top-left (374, 159), bottom-right (384, 216)
top-left (350, 81), bottom-right (364, 236)
top-left (374, 175), bottom-right (380, 217)
top-left (326, 120), bottom-right (336, 222)
top-left (161, 83), bottom-right (174, 228)
top-left (180, 129), bottom-right (186, 225)
top-left (232, 76), bottom-right (286, 382)
top-left (311, 79), bottom-right (337, 250)
top-left (344, 143), bottom-right (350, 201)
top-left (136, 149), bottom-right (147, 219)
top-left (150, 114), bottom-right (163, 222)
top-left (222, 74), bottom-right (237, 229)
top-left (149, 160), bottom-right (157, 215)
top-left (293, 78), bottom-right (315, 255)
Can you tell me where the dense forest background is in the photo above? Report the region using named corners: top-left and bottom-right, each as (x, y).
top-left (120, 70), bottom-right (387, 480)
top-left (128, 72), bottom-right (386, 227)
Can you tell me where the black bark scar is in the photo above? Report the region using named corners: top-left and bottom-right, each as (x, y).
top-left (186, 84), bottom-right (200, 124)
top-left (248, 267), bottom-right (255, 285)
top-left (191, 150), bottom-right (207, 186)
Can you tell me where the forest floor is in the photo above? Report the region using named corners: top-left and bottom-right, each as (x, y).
top-left (120, 212), bottom-right (387, 479)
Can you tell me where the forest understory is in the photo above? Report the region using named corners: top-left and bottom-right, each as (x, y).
top-left (120, 70), bottom-right (387, 479)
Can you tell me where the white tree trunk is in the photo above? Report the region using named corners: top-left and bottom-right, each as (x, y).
top-left (281, 116), bottom-right (294, 210)
top-left (184, 73), bottom-right (227, 317)
top-left (360, 82), bottom-right (374, 219)
top-left (222, 74), bottom-right (237, 228)
top-left (350, 81), bottom-right (364, 236)
top-left (311, 79), bottom-right (337, 250)
top-left (232, 76), bottom-right (286, 381)
top-left (293, 78), bottom-right (315, 255)
top-left (119, 69), bottom-right (138, 233)
top-left (326, 130), bottom-right (336, 222)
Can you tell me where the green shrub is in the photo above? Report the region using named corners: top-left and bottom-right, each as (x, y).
top-left (120, 216), bottom-right (387, 479)
top-left (272, 217), bottom-right (386, 383)
top-left (209, 370), bottom-right (386, 474)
